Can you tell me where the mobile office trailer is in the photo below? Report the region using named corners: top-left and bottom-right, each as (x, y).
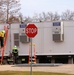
top-left (1, 21), bottom-right (74, 64)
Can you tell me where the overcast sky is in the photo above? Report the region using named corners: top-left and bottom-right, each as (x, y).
top-left (20, 0), bottom-right (74, 17)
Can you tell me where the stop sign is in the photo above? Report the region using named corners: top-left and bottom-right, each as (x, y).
top-left (25, 24), bottom-right (38, 38)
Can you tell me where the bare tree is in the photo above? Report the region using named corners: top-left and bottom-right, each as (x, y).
top-left (38, 13), bottom-right (44, 22)
top-left (47, 12), bottom-right (54, 21)
top-left (8, 15), bottom-right (20, 23)
top-left (0, 0), bottom-right (6, 23)
top-left (42, 12), bottom-right (47, 21)
top-left (32, 13), bottom-right (45, 22)
top-left (18, 13), bottom-right (24, 22)
top-left (32, 13), bottom-right (39, 22)
top-left (24, 17), bottom-right (32, 23)
top-left (53, 12), bottom-right (60, 21)
top-left (0, 0), bottom-right (21, 23)
top-left (32, 12), bottom-right (60, 22)
top-left (21, 9), bottom-right (74, 23)
top-left (38, 12), bottom-right (52, 22)
top-left (61, 10), bottom-right (74, 20)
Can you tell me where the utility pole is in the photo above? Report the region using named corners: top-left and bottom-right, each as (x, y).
top-left (6, 0), bottom-right (12, 54)
top-left (6, 0), bottom-right (9, 23)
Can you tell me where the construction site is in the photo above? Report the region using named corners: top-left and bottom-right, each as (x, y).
top-left (0, 21), bottom-right (74, 64)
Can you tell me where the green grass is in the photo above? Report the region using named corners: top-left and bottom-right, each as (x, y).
top-left (0, 71), bottom-right (73, 75)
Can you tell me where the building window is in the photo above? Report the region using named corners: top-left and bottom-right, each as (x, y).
top-left (14, 33), bottom-right (19, 46)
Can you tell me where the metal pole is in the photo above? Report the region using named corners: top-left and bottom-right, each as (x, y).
top-left (30, 38), bottom-right (32, 75)
top-left (9, 24), bottom-right (11, 53)
top-left (7, 0), bottom-right (9, 23)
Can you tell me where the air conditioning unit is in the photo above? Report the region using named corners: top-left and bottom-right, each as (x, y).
top-left (20, 34), bottom-right (30, 43)
top-left (52, 22), bottom-right (64, 42)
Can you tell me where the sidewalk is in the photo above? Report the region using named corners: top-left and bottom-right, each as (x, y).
top-left (0, 64), bottom-right (74, 74)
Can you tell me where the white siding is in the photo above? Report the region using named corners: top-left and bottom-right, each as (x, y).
top-left (1, 21), bottom-right (74, 56)
top-left (0, 24), bottom-right (10, 56)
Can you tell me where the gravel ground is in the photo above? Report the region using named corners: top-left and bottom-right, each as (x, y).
top-left (0, 64), bottom-right (74, 74)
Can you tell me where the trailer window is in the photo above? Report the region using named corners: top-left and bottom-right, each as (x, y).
top-left (14, 33), bottom-right (19, 46)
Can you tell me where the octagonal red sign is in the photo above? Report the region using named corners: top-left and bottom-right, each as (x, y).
top-left (25, 24), bottom-right (38, 38)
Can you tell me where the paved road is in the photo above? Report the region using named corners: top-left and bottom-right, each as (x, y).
top-left (0, 64), bottom-right (74, 74)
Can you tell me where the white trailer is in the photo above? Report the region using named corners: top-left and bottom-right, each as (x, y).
top-left (0, 21), bottom-right (74, 64)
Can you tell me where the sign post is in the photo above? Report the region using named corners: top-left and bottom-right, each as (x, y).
top-left (25, 23), bottom-right (38, 75)
top-left (30, 38), bottom-right (32, 75)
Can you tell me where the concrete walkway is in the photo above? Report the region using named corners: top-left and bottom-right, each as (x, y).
top-left (0, 64), bottom-right (74, 74)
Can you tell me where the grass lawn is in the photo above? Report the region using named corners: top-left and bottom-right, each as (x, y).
top-left (0, 71), bottom-right (73, 75)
